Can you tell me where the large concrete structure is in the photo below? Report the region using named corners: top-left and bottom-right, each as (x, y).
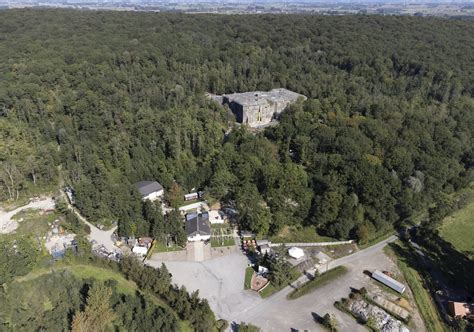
top-left (218, 88), bottom-right (306, 127)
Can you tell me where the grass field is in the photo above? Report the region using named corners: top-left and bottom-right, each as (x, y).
top-left (387, 244), bottom-right (446, 332)
top-left (287, 266), bottom-right (348, 300)
top-left (244, 266), bottom-right (254, 290)
top-left (438, 183), bottom-right (474, 258)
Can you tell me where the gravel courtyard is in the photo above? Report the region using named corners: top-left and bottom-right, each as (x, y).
top-left (147, 253), bottom-right (261, 319)
top-left (147, 241), bottom-right (423, 332)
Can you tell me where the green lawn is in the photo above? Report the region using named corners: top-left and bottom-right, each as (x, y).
top-left (269, 225), bottom-right (336, 243)
top-left (259, 283), bottom-right (277, 298)
top-left (287, 266), bottom-right (348, 300)
top-left (438, 183), bottom-right (474, 258)
top-left (244, 267), bottom-right (254, 290)
top-left (152, 242), bottom-right (184, 253)
top-left (211, 238), bottom-right (235, 247)
top-left (387, 244), bottom-right (446, 332)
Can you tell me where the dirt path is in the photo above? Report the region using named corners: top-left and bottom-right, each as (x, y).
top-left (0, 198), bottom-right (55, 234)
top-left (62, 194), bottom-right (119, 252)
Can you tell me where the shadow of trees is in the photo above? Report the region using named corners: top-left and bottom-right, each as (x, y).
top-left (413, 229), bottom-right (474, 296)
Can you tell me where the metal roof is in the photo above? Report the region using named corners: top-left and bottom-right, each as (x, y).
top-left (372, 270), bottom-right (406, 294)
top-left (135, 181), bottom-right (163, 197)
top-left (186, 212), bottom-right (211, 237)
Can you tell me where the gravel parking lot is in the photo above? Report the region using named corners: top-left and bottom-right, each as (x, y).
top-left (147, 253), bottom-right (261, 319)
top-left (147, 239), bottom-right (423, 332)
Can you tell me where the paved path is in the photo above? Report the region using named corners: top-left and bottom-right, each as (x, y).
top-left (0, 198), bottom-right (55, 234)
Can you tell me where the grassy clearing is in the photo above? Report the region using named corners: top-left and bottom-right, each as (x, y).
top-left (1, 210), bottom-right (59, 240)
top-left (259, 268), bottom-right (301, 298)
top-left (269, 225), bottom-right (336, 243)
top-left (438, 183), bottom-right (474, 258)
top-left (287, 266), bottom-right (348, 300)
top-left (16, 264), bottom-right (137, 295)
top-left (67, 265), bottom-right (138, 295)
top-left (244, 266), bottom-right (254, 290)
top-left (387, 244), bottom-right (446, 332)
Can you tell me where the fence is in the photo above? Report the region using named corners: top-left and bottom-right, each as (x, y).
top-left (269, 240), bottom-right (354, 247)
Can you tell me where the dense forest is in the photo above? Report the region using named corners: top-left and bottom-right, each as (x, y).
top-left (0, 253), bottom-right (220, 331)
top-left (0, 10), bottom-right (472, 241)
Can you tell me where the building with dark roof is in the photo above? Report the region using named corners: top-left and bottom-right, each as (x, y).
top-left (135, 181), bottom-right (164, 201)
top-left (186, 212), bottom-right (211, 242)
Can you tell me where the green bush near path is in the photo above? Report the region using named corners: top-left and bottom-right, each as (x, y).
top-left (287, 266), bottom-right (348, 300)
top-left (260, 268), bottom-right (301, 298)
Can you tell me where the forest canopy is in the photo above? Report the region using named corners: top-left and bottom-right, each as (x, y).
top-left (0, 10), bottom-right (472, 240)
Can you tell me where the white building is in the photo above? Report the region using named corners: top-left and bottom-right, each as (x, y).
top-left (135, 181), bottom-right (164, 201)
top-left (184, 192), bottom-right (199, 201)
top-left (288, 247), bottom-right (305, 259)
top-left (132, 245), bottom-right (148, 257)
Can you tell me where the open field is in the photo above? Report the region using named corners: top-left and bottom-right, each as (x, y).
top-left (15, 264), bottom-right (138, 295)
top-left (439, 183), bottom-right (474, 258)
top-left (386, 244), bottom-right (446, 332)
top-left (288, 266), bottom-right (348, 300)
top-left (2, 210), bottom-right (59, 240)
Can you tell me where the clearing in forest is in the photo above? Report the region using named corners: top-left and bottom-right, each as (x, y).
top-left (439, 183), bottom-right (474, 259)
